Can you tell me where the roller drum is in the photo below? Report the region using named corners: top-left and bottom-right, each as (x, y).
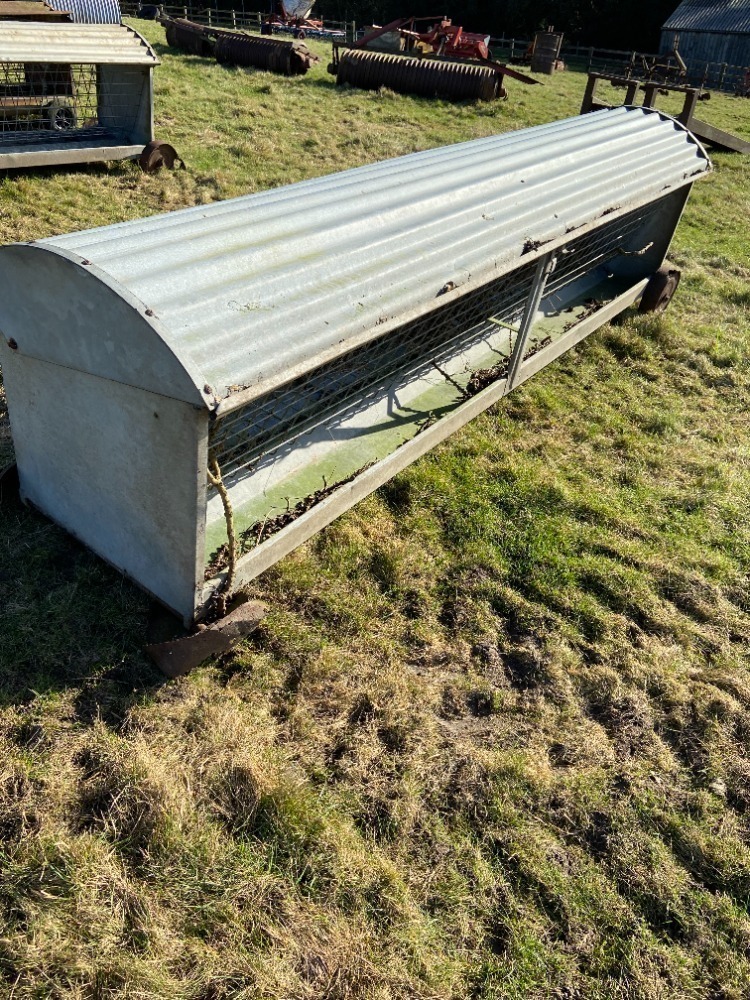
top-left (336, 49), bottom-right (502, 101)
top-left (215, 33), bottom-right (313, 76)
top-left (164, 18), bottom-right (215, 57)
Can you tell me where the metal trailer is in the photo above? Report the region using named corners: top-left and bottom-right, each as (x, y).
top-left (0, 107), bottom-right (711, 627)
top-left (0, 21), bottom-right (158, 169)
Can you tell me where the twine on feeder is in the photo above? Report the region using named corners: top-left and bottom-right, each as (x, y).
top-left (207, 455), bottom-right (237, 616)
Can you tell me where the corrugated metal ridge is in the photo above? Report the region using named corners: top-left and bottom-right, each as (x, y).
top-left (37, 108), bottom-right (710, 402)
top-left (46, 0), bottom-right (122, 24)
top-left (0, 22), bottom-right (158, 63)
top-left (663, 0), bottom-right (750, 34)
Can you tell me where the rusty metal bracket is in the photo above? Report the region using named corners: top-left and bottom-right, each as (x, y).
top-left (145, 600), bottom-right (267, 678)
top-left (139, 140), bottom-right (185, 173)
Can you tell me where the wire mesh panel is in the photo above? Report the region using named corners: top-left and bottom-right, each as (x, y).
top-left (546, 206), bottom-right (651, 296)
top-left (209, 262), bottom-right (540, 485)
top-left (209, 204), bottom-right (658, 491)
top-left (0, 61), bottom-right (145, 145)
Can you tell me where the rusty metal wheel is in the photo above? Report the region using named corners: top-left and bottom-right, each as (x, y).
top-left (139, 140), bottom-right (185, 173)
top-left (639, 266), bottom-right (681, 313)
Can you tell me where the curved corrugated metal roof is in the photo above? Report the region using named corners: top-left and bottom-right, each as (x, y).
top-left (31, 107), bottom-right (710, 405)
top-left (47, 0), bottom-right (121, 23)
top-left (0, 20), bottom-right (157, 61)
top-left (663, 0), bottom-right (750, 35)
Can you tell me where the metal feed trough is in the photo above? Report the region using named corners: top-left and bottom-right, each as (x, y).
top-left (0, 21), bottom-right (158, 169)
top-left (0, 107), bottom-right (710, 626)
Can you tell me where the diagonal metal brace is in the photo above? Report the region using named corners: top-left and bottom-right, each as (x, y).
top-left (506, 251), bottom-right (556, 390)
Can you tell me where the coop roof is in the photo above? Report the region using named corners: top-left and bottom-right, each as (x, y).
top-left (663, 0), bottom-right (750, 35)
top-left (0, 107), bottom-right (710, 413)
top-left (0, 20), bottom-right (158, 62)
top-left (46, 0), bottom-right (121, 23)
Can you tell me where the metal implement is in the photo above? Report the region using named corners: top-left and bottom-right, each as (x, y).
top-left (163, 17), bottom-right (216, 57)
top-left (0, 22), bottom-right (166, 170)
top-left (335, 15), bottom-right (538, 100)
top-left (354, 16), bottom-right (493, 62)
top-left (0, 108), bottom-right (711, 626)
top-left (262, 0), bottom-right (322, 37)
top-left (581, 72), bottom-right (750, 153)
top-left (0, 1), bottom-right (71, 21)
top-left (333, 47), bottom-right (509, 100)
top-left (161, 16), bottom-right (316, 76)
top-left (215, 31), bottom-right (315, 75)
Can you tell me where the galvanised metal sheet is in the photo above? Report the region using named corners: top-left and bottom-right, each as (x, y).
top-left (0, 21), bottom-right (157, 62)
top-left (47, 0), bottom-right (121, 23)
top-left (39, 107), bottom-right (710, 404)
top-left (663, 0), bottom-right (750, 35)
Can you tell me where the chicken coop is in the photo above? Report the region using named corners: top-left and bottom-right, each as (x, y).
top-left (0, 107), bottom-right (711, 625)
top-left (0, 21), bottom-right (158, 169)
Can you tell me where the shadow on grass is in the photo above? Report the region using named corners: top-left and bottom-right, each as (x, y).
top-left (0, 489), bottom-right (171, 724)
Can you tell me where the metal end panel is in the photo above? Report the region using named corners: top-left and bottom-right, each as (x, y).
top-left (0, 22), bottom-right (159, 64)
top-left (30, 107), bottom-right (710, 406)
top-left (0, 245), bottom-right (208, 408)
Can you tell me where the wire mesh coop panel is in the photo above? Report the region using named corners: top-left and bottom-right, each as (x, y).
top-left (0, 22), bottom-right (157, 167)
top-left (0, 108), bottom-right (711, 625)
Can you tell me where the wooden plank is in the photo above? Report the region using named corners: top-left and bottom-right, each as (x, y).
top-left (688, 117), bottom-right (750, 154)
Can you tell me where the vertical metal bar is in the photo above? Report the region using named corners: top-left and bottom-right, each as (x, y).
top-left (506, 252), bottom-right (555, 390)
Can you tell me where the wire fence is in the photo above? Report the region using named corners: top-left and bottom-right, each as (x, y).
top-left (124, 5), bottom-right (750, 95)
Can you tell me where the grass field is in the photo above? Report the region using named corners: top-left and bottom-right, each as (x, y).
top-left (1, 21), bottom-right (749, 999)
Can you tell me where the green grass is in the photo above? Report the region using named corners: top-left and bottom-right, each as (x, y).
top-left (1, 20), bottom-right (750, 999)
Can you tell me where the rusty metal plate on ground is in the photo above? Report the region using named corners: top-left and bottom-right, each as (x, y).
top-left (139, 140), bottom-right (185, 173)
top-left (146, 600), bottom-right (267, 678)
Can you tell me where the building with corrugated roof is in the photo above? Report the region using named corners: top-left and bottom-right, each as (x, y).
top-left (661, 0), bottom-right (750, 67)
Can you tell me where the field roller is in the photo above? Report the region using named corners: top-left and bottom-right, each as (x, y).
top-left (0, 108), bottom-right (710, 649)
top-left (163, 17), bottom-right (215, 57)
top-left (215, 31), bottom-right (315, 75)
top-left (330, 46), bottom-right (538, 101)
top-left (161, 16), bottom-right (315, 76)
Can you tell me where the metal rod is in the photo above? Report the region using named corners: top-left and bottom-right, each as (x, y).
top-left (506, 252), bottom-right (556, 390)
